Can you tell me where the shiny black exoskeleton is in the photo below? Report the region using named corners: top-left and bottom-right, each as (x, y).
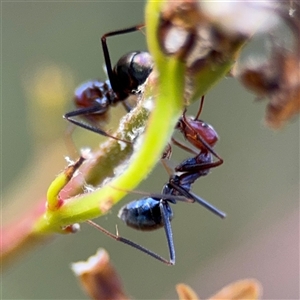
top-left (118, 197), bottom-right (174, 231)
top-left (64, 24), bottom-right (153, 142)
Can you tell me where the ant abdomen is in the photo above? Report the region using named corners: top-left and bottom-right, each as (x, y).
top-left (113, 51), bottom-right (153, 97)
top-left (118, 198), bottom-right (173, 231)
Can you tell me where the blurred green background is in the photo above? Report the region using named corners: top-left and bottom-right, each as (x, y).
top-left (2, 2), bottom-right (299, 299)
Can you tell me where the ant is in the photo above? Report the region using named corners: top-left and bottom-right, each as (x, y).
top-left (64, 24), bottom-right (153, 143)
top-left (87, 96), bottom-right (226, 265)
top-left (87, 171), bottom-right (225, 265)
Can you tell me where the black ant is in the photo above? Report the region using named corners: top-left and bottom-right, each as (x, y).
top-left (64, 24), bottom-right (153, 143)
top-left (116, 153), bottom-right (226, 265)
top-left (87, 97), bottom-right (226, 265)
top-left (87, 174), bottom-right (225, 265)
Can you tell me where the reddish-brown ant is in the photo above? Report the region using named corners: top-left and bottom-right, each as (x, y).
top-left (64, 24), bottom-right (153, 143)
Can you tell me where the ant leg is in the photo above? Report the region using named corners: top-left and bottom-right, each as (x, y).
top-left (171, 137), bottom-right (198, 155)
top-left (171, 137), bottom-right (223, 172)
top-left (160, 144), bottom-right (175, 177)
top-left (184, 117), bottom-right (223, 165)
top-left (193, 95), bottom-right (205, 121)
top-left (168, 181), bottom-right (226, 218)
top-left (101, 24), bottom-right (145, 92)
top-left (159, 201), bottom-right (175, 265)
top-left (64, 106), bottom-right (131, 144)
top-left (64, 123), bottom-right (79, 158)
top-left (195, 133), bottom-right (224, 166)
top-left (121, 100), bottom-right (133, 113)
top-left (175, 159), bottom-right (223, 173)
top-left (181, 103), bottom-right (224, 165)
top-left (108, 184), bottom-right (194, 204)
top-left (161, 143), bottom-right (172, 159)
top-left (188, 190), bottom-right (226, 218)
top-left (86, 220), bottom-right (174, 265)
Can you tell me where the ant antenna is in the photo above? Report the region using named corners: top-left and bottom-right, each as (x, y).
top-left (194, 95), bottom-right (205, 121)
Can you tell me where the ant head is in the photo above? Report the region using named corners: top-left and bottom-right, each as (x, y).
top-left (194, 120), bottom-right (219, 148)
top-left (176, 95), bottom-right (219, 151)
top-left (113, 51), bottom-right (153, 98)
top-left (176, 111), bottom-right (219, 150)
top-left (74, 80), bottom-right (115, 109)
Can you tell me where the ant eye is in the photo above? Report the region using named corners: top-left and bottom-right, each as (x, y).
top-left (201, 122), bottom-right (208, 128)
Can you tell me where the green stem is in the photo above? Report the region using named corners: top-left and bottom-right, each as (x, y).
top-left (33, 0), bottom-right (185, 232)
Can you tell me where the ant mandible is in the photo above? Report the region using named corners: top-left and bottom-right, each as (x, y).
top-left (87, 97), bottom-right (226, 265)
top-left (64, 24), bottom-right (153, 143)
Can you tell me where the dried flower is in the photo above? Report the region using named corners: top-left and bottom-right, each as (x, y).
top-left (71, 248), bottom-right (128, 300)
top-left (176, 279), bottom-right (262, 300)
top-left (234, 3), bottom-right (300, 128)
